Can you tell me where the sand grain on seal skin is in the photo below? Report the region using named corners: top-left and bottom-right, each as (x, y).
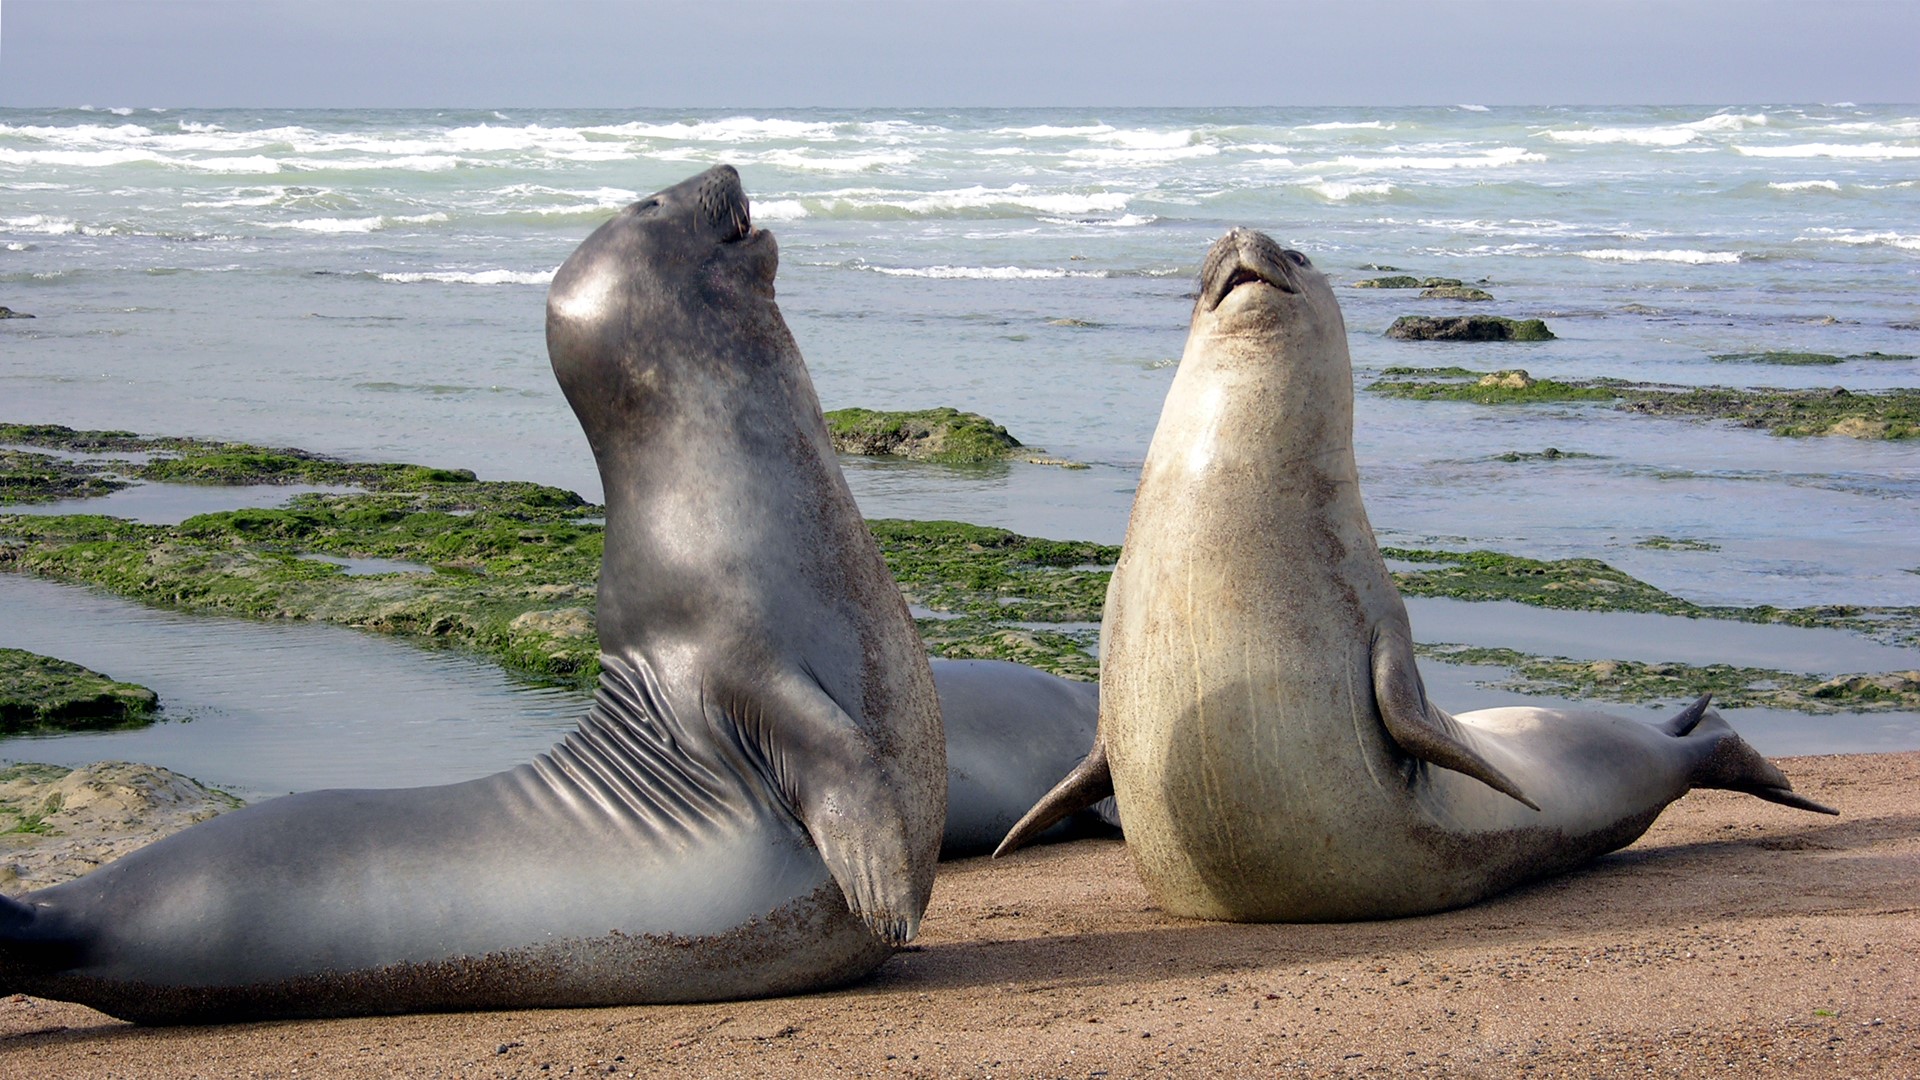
top-left (0, 751), bottom-right (1913, 1076)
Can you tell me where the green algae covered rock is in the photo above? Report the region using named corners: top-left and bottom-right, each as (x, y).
top-left (1421, 285), bottom-right (1495, 302)
top-left (823, 407), bottom-right (1023, 464)
top-left (0, 649), bottom-right (159, 734)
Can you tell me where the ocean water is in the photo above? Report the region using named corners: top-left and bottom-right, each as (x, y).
top-left (4, 105), bottom-right (1918, 705)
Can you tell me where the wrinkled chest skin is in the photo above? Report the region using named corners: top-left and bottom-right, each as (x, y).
top-left (0, 165), bottom-right (946, 1023)
top-left (1098, 229), bottom-right (1830, 923)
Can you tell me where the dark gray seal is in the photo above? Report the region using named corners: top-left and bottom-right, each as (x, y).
top-left (996, 228), bottom-right (1834, 921)
top-left (0, 165), bottom-right (946, 1022)
top-left (932, 659), bottom-right (1117, 857)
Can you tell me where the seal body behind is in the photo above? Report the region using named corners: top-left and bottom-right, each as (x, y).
top-left (933, 659), bottom-right (1116, 856)
top-left (1000, 228), bottom-right (1832, 920)
top-left (1, 165), bottom-right (945, 1021)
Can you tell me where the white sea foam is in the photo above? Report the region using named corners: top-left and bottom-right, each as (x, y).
top-left (1543, 113), bottom-right (1767, 147)
top-left (860, 265), bottom-right (1103, 280)
top-left (1297, 178), bottom-right (1395, 201)
top-left (1456, 104), bottom-right (1490, 112)
top-left (183, 188), bottom-right (322, 209)
top-left (1736, 143), bottom-right (1920, 160)
top-left (753, 148), bottom-right (917, 172)
top-left (1769, 180), bottom-right (1842, 192)
top-left (996, 124), bottom-right (1117, 138)
top-left (1544, 126), bottom-right (1700, 147)
top-left (1579, 249), bottom-right (1742, 264)
top-left (803, 185), bottom-right (1131, 218)
top-left (1794, 229), bottom-right (1920, 251)
top-left (1064, 145), bottom-right (1221, 166)
top-left (1100, 128), bottom-right (1197, 150)
top-left (586, 116), bottom-right (916, 144)
top-left (1812, 119), bottom-right (1920, 137)
top-left (1332, 147), bottom-right (1543, 170)
top-left (0, 147), bottom-right (171, 168)
top-left (1035, 213), bottom-right (1157, 227)
top-left (752, 199), bottom-right (809, 222)
top-left (2, 215), bottom-right (79, 234)
top-left (295, 155), bottom-right (467, 172)
top-left (277, 213), bottom-right (448, 234)
top-left (1299, 120), bottom-right (1392, 131)
top-left (378, 268), bottom-right (555, 285)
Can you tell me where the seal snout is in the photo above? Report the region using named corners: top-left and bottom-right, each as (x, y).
top-left (1200, 227), bottom-right (1311, 311)
top-left (696, 165), bottom-right (753, 243)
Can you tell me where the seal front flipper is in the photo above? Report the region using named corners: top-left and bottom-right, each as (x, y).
top-left (992, 739), bottom-right (1113, 858)
top-left (1370, 622), bottom-right (1539, 810)
top-left (723, 670), bottom-right (932, 946)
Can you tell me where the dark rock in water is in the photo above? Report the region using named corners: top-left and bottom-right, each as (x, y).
top-left (1421, 285), bottom-right (1494, 301)
top-left (0, 307), bottom-right (34, 319)
top-left (0, 648), bottom-right (160, 734)
top-left (1386, 315), bottom-right (1555, 342)
top-left (823, 407), bottom-right (1023, 464)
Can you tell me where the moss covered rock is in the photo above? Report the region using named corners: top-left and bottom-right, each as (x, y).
top-left (0, 449), bottom-right (132, 505)
top-left (1386, 316), bottom-right (1555, 342)
top-left (1420, 645), bottom-right (1920, 714)
top-left (1421, 285), bottom-right (1494, 302)
top-left (1371, 369), bottom-right (1616, 404)
top-left (1710, 351), bottom-right (1915, 367)
top-left (0, 649), bottom-right (159, 734)
top-left (823, 407), bottom-right (1023, 464)
top-left (1618, 386), bottom-right (1920, 440)
top-left (1354, 276), bottom-right (1464, 290)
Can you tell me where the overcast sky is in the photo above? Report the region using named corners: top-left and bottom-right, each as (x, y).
top-left (1, 0), bottom-right (1915, 110)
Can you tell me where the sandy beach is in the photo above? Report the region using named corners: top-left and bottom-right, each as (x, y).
top-left (2, 750), bottom-right (1914, 1078)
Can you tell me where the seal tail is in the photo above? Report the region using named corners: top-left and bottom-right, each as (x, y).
top-left (1668, 694), bottom-right (1839, 815)
top-left (992, 740), bottom-right (1113, 858)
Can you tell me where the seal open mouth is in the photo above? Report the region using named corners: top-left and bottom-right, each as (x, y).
top-left (1199, 228), bottom-right (1306, 311)
top-left (697, 165), bottom-right (754, 243)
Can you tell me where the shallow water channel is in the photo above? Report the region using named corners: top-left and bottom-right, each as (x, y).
top-left (0, 574), bottom-right (589, 800)
top-left (5, 567), bottom-right (1919, 802)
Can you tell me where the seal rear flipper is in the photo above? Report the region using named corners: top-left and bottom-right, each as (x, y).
top-left (1371, 624), bottom-right (1539, 811)
top-left (0, 894), bottom-right (84, 984)
top-left (1676, 701), bottom-right (1839, 815)
top-left (992, 740), bottom-right (1113, 858)
top-left (726, 672), bottom-right (932, 947)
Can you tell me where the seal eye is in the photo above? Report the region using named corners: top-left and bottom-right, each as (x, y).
top-left (1286, 250), bottom-right (1310, 268)
top-left (632, 198), bottom-right (661, 217)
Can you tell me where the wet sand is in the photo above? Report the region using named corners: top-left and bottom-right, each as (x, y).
top-left (3, 751), bottom-right (1916, 1078)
